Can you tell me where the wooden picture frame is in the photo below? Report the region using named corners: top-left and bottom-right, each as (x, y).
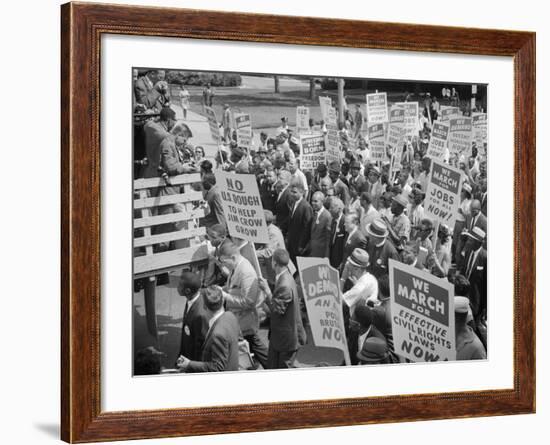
top-left (61, 2), bottom-right (535, 442)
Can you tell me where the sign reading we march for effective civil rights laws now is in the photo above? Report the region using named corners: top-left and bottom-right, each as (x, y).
top-left (389, 259), bottom-right (456, 362)
top-left (424, 160), bottom-right (463, 228)
top-left (297, 257), bottom-right (351, 365)
top-left (215, 171), bottom-right (269, 244)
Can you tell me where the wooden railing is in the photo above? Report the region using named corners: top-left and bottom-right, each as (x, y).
top-left (133, 173), bottom-right (209, 279)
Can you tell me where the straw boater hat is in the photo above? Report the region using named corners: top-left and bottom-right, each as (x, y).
top-left (328, 160), bottom-right (341, 173)
top-left (348, 248), bottom-right (370, 268)
top-left (263, 210), bottom-right (275, 225)
top-left (357, 337), bottom-right (389, 363)
top-left (366, 219), bottom-right (389, 238)
top-left (465, 227), bottom-right (486, 243)
top-left (392, 194), bottom-right (409, 209)
top-left (454, 296), bottom-right (471, 314)
top-left (462, 182), bottom-right (473, 194)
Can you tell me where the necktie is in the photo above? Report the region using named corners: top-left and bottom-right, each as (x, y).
top-left (183, 301), bottom-right (189, 321)
top-left (470, 215), bottom-right (477, 231)
top-left (466, 252), bottom-right (476, 277)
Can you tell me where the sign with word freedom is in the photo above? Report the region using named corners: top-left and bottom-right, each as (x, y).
top-left (389, 259), bottom-right (456, 362)
top-left (300, 133), bottom-right (327, 171)
top-left (426, 121), bottom-right (450, 161)
top-left (297, 256), bottom-right (350, 365)
top-left (205, 106), bottom-right (220, 143)
top-left (366, 92), bottom-right (389, 123)
top-left (235, 113), bottom-right (252, 150)
top-left (424, 160), bottom-right (463, 227)
top-left (215, 171), bottom-right (269, 244)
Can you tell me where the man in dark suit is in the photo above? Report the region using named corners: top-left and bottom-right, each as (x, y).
top-left (259, 168), bottom-right (277, 212)
top-left (365, 218), bottom-right (400, 278)
top-left (329, 197), bottom-right (346, 269)
top-left (274, 170), bottom-right (292, 237)
top-left (305, 191), bottom-right (332, 257)
top-left (177, 286), bottom-right (240, 373)
top-left (143, 107), bottom-right (177, 179)
top-left (177, 272), bottom-right (209, 362)
top-left (341, 213), bottom-right (368, 271)
top-left (460, 227), bottom-right (487, 323)
top-left (477, 178), bottom-right (488, 217)
top-left (463, 199), bottom-right (487, 233)
top-left (134, 69), bottom-right (159, 109)
top-left (201, 173), bottom-right (226, 229)
top-left (259, 249), bottom-right (307, 369)
top-left (286, 177), bottom-right (314, 264)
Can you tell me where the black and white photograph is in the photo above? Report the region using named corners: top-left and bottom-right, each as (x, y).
top-left (132, 68), bottom-right (488, 375)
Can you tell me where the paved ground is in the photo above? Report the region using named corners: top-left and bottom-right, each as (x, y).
top-left (133, 271), bottom-right (344, 372)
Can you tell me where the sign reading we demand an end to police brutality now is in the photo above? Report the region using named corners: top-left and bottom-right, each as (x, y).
top-left (215, 171), bottom-right (269, 244)
top-left (297, 257), bottom-right (351, 365)
top-left (389, 259), bottom-right (456, 362)
top-left (424, 160), bottom-right (463, 228)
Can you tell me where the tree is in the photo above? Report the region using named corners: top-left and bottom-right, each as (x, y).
top-left (309, 78), bottom-right (316, 101)
top-left (274, 75), bottom-right (280, 93)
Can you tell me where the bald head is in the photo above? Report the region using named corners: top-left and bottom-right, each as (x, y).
top-left (311, 191), bottom-right (325, 211)
top-left (471, 199), bottom-right (481, 216)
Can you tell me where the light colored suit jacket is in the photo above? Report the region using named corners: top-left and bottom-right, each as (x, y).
top-left (223, 257), bottom-right (260, 335)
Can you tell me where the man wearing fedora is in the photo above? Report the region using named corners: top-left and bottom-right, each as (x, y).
top-left (365, 218), bottom-right (399, 279)
top-left (460, 227), bottom-right (487, 325)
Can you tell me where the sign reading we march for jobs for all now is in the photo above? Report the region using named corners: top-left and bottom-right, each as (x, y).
top-left (214, 171), bottom-right (269, 244)
top-left (297, 257), bottom-right (350, 365)
top-left (424, 160), bottom-right (463, 228)
top-left (389, 260), bottom-right (456, 362)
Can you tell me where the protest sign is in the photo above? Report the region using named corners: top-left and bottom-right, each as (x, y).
top-left (424, 160), bottom-right (463, 228)
top-left (448, 117), bottom-right (473, 156)
top-left (214, 171), bottom-right (269, 244)
top-left (425, 121), bottom-right (450, 161)
top-left (319, 96), bottom-right (332, 121)
top-left (296, 106), bottom-right (310, 134)
top-left (367, 123), bottom-right (387, 162)
top-left (325, 106), bottom-right (340, 164)
top-left (234, 113), bottom-right (252, 150)
top-left (300, 133), bottom-right (327, 172)
top-left (396, 102), bottom-right (419, 137)
top-left (389, 259), bottom-right (456, 362)
top-left (297, 256), bottom-right (350, 365)
top-left (440, 106), bottom-right (461, 122)
top-left (205, 106), bottom-right (221, 143)
top-left (387, 107), bottom-right (405, 174)
top-left (366, 92), bottom-right (389, 123)
top-left (472, 112), bottom-right (487, 154)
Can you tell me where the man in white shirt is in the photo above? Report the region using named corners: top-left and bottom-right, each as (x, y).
top-left (287, 158), bottom-right (308, 197)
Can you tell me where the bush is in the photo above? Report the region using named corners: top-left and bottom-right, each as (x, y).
top-left (166, 71), bottom-right (241, 87)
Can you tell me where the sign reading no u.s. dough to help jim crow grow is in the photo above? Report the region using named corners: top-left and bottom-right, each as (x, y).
top-left (389, 259), bottom-right (456, 362)
top-left (215, 171), bottom-right (269, 244)
top-left (424, 159), bottom-right (463, 228)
